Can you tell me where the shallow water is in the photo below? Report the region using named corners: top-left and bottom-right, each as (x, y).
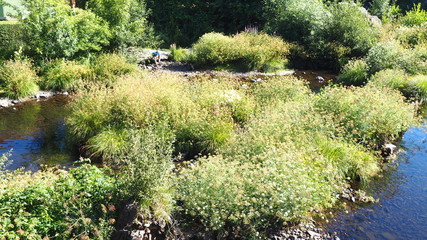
top-left (326, 120), bottom-right (427, 239)
top-left (0, 96), bottom-right (76, 171)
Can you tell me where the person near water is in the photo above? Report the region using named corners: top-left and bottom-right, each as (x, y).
top-left (152, 50), bottom-right (161, 64)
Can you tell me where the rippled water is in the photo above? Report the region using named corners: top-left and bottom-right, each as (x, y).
top-left (0, 96), bottom-right (76, 171)
top-left (326, 120), bottom-right (427, 239)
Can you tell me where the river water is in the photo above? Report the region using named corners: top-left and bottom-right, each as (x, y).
top-left (326, 120), bottom-right (427, 239)
top-left (0, 96), bottom-right (76, 171)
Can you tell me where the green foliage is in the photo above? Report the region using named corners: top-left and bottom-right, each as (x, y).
top-left (0, 164), bottom-right (118, 239)
top-left (399, 3), bottom-right (427, 26)
top-left (314, 86), bottom-right (419, 148)
top-left (42, 59), bottom-right (91, 91)
top-left (264, 0), bottom-right (327, 44)
top-left (169, 44), bottom-right (189, 62)
top-left (21, 0), bottom-right (111, 59)
top-left (367, 69), bottom-right (427, 100)
top-left (369, 0), bottom-right (391, 18)
top-left (86, 0), bottom-right (158, 48)
top-left (365, 41), bottom-right (427, 74)
top-left (0, 59), bottom-right (39, 99)
top-left (178, 152), bottom-right (338, 239)
top-left (264, 0), bottom-right (378, 70)
top-left (394, 25), bottom-right (427, 46)
top-left (90, 53), bottom-right (139, 85)
top-left (190, 32), bottom-right (290, 71)
top-left (0, 22), bottom-right (24, 60)
top-left (324, 1), bottom-right (378, 62)
top-left (338, 59), bottom-right (369, 86)
top-left (146, 0), bottom-right (265, 46)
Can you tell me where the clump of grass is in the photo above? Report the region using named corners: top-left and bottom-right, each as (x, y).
top-left (190, 32), bottom-right (290, 71)
top-left (169, 44), bottom-right (190, 62)
top-left (42, 59), bottom-right (92, 91)
top-left (338, 59), bottom-right (369, 86)
top-left (0, 59), bottom-right (39, 99)
top-left (91, 53), bottom-right (139, 86)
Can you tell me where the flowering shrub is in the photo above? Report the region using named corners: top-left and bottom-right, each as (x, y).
top-left (0, 164), bottom-right (118, 239)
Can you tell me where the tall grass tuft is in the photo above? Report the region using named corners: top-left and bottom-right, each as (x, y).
top-left (0, 59), bottom-right (39, 99)
top-left (190, 32), bottom-right (290, 71)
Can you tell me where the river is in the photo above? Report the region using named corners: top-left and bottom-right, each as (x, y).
top-left (0, 95), bottom-right (75, 171)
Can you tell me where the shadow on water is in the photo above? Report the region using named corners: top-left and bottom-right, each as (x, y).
top-left (326, 118), bottom-right (427, 239)
top-left (0, 96), bottom-right (78, 171)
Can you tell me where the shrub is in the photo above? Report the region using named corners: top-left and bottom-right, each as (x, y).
top-left (0, 164), bottom-right (118, 239)
top-left (90, 53), bottom-right (139, 85)
top-left (42, 60), bottom-right (92, 91)
top-left (399, 3), bottom-right (427, 26)
top-left (324, 1), bottom-right (378, 62)
top-left (0, 21), bottom-right (24, 60)
top-left (190, 32), bottom-right (290, 71)
top-left (369, 0), bottom-right (391, 18)
top-left (86, 0), bottom-right (159, 48)
top-left (264, 0), bottom-right (328, 44)
top-left (21, 0), bottom-right (111, 59)
top-left (314, 86), bottom-right (419, 148)
top-left (338, 59), bottom-right (369, 86)
top-left (177, 152), bottom-right (338, 238)
top-left (264, 0), bottom-right (378, 70)
top-left (394, 25), bottom-right (427, 46)
top-left (365, 41), bottom-right (427, 74)
top-left (0, 59), bottom-right (39, 99)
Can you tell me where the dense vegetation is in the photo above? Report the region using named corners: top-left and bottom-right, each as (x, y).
top-left (0, 0), bottom-right (426, 239)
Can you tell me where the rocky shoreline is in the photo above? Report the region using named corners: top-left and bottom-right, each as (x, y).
top-left (0, 90), bottom-right (69, 109)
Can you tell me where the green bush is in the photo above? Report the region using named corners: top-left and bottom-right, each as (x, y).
top-left (314, 86), bottom-right (419, 148)
top-left (86, 0), bottom-right (159, 48)
top-left (178, 152), bottom-right (338, 239)
top-left (369, 0), bottom-right (392, 18)
top-left (338, 59), bottom-right (370, 86)
top-left (0, 59), bottom-right (39, 99)
top-left (264, 0), bottom-right (378, 70)
top-left (42, 60), bottom-right (92, 91)
top-left (399, 3), bottom-right (427, 26)
top-left (90, 53), bottom-right (139, 85)
top-left (324, 1), bottom-right (378, 63)
top-left (394, 25), bottom-right (427, 46)
top-left (0, 164), bottom-right (118, 239)
top-left (365, 41), bottom-right (427, 74)
top-left (264, 0), bottom-right (327, 44)
top-left (0, 22), bottom-right (24, 60)
top-left (21, 0), bottom-right (111, 59)
top-left (190, 32), bottom-right (290, 71)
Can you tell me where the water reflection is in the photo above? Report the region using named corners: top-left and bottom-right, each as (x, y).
top-left (326, 123), bottom-right (427, 239)
top-left (0, 96), bottom-right (76, 171)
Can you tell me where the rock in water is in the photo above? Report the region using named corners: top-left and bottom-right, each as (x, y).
top-left (315, 76), bottom-right (325, 82)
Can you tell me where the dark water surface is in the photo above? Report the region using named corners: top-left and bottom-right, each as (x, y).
top-left (0, 96), bottom-right (76, 171)
top-left (326, 120), bottom-right (427, 239)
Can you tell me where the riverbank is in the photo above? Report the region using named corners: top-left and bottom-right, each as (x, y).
top-left (0, 90), bottom-right (70, 109)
